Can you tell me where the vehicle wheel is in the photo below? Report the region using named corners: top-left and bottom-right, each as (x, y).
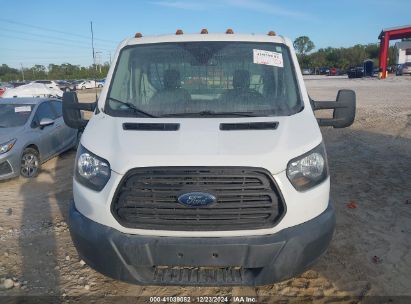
top-left (20, 148), bottom-right (40, 178)
top-left (81, 86), bottom-right (86, 90)
top-left (98, 84), bottom-right (103, 88)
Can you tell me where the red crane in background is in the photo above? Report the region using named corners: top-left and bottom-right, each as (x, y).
top-left (378, 25), bottom-right (411, 79)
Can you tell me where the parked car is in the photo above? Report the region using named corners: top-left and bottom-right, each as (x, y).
top-left (63, 31), bottom-right (356, 286)
top-left (317, 67), bottom-right (329, 75)
top-left (0, 98), bottom-right (79, 180)
top-left (396, 62), bottom-right (411, 75)
top-left (302, 68), bottom-right (312, 75)
top-left (76, 80), bottom-right (96, 90)
top-left (347, 66), bottom-right (364, 78)
top-left (96, 78), bottom-right (105, 88)
top-left (328, 67), bottom-right (343, 76)
top-left (33, 80), bottom-right (60, 90)
top-left (56, 80), bottom-right (76, 92)
top-left (1, 83), bottom-right (63, 98)
top-left (0, 82), bottom-right (13, 97)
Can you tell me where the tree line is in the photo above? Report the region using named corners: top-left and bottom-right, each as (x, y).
top-left (0, 63), bottom-right (110, 82)
top-left (293, 36), bottom-right (396, 70)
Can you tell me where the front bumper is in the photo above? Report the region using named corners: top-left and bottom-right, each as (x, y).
top-left (0, 152), bottom-right (20, 180)
top-left (69, 201), bottom-right (335, 286)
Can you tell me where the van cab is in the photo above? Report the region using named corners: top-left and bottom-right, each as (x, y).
top-left (62, 30), bottom-right (355, 286)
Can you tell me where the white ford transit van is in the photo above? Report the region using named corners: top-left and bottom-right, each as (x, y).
top-left (62, 30), bottom-right (355, 286)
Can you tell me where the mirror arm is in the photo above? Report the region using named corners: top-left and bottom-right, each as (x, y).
top-left (317, 117), bottom-right (345, 126)
top-left (312, 100), bottom-right (347, 110)
top-left (66, 101), bottom-right (96, 112)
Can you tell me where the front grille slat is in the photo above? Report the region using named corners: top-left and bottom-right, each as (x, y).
top-left (111, 167), bottom-right (285, 231)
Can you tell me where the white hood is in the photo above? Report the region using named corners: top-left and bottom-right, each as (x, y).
top-left (81, 108), bottom-right (322, 175)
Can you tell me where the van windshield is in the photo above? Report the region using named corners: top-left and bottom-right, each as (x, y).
top-left (106, 41), bottom-right (302, 117)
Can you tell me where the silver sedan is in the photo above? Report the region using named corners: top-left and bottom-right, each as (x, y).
top-left (0, 97), bottom-right (79, 180)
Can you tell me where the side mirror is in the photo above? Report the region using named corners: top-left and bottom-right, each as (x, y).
top-left (311, 89), bottom-right (356, 128)
top-left (62, 92), bottom-right (96, 130)
top-left (39, 118), bottom-right (54, 128)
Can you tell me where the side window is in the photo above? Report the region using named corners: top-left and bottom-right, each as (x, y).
top-left (50, 101), bottom-right (63, 117)
top-left (31, 102), bottom-right (57, 128)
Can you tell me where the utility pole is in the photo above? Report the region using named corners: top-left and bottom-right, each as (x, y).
top-left (90, 21), bottom-right (98, 101)
top-left (20, 63), bottom-right (25, 81)
top-left (90, 21), bottom-right (96, 69)
top-left (95, 51), bottom-right (102, 73)
top-left (108, 52), bottom-right (112, 64)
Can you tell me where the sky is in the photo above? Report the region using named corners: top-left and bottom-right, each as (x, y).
top-left (1, 0), bottom-right (410, 69)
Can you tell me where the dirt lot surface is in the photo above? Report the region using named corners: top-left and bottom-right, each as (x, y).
top-left (1, 76), bottom-right (410, 303)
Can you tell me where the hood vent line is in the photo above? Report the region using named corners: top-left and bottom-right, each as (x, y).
top-left (123, 123), bottom-right (180, 131)
top-left (220, 122), bottom-right (279, 131)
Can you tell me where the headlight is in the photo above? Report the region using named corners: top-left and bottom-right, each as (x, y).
top-left (286, 142), bottom-right (328, 191)
top-left (75, 145), bottom-right (111, 191)
top-left (0, 139), bottom-right (16, 155)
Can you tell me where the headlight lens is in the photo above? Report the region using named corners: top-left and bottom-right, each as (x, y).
top-left (0, 139), bottom-right (16, 155)
top-left (75, 145), bottom-right (111, 191)
top-left (287, 143), bottom-right (328, 191)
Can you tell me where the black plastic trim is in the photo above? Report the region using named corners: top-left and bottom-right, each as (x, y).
top-left (123, 123), bottom-right (180, 131)
top-left (220, 121), bottom-right (278, 131)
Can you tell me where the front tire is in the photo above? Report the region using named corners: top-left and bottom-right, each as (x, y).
top-left (81, 86), bottom-right (86, 90)
top-left (20, 148), bottom-right (40, 178)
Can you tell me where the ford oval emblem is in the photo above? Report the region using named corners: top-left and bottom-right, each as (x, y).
top-left (177, 192), bottom-right (217, 207)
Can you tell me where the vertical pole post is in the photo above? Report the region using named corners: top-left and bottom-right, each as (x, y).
top-left (379, 33), bottom-right (389, 79)
top-left (20, 63), bottom-right (25, 82)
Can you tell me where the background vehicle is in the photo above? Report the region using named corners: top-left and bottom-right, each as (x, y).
top-left (0, 82), bottom-right (13, 97)
top-left (63, 31), bottom-right (355, 286)
top-left (347, 66), bottom-right (364, 78)
top-left (76, 80), bottom-right (96, 90)
top-left (317, 67), bottom-right (329, 75)
top-left (56, 80), bottom-right (76, 92)
top-left (33, 80), bottom-right (60, 90)
top-left (1, 83), bottom-right (63, 98)
top-left (396, 62), bottom-right (411, 75)
top-left (302, 68), bottom-right (312, 75)
top-left (0, 98), bottom-right (78, 180)
top-left (328, 67), bottom-right (343, 76)
top-left (96, 78), bottom-right (105, 88)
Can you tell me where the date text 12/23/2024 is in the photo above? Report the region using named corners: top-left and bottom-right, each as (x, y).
top-left (149, 296), bottom-right (257, 303)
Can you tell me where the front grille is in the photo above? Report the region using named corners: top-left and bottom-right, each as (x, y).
top-left (0, 161), bottom-right (12, 176)
top-left (111, 167), bottom-right (285, 231)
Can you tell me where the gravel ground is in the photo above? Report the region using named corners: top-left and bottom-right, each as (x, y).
top-left (0, 75), bottom-right (410, 303)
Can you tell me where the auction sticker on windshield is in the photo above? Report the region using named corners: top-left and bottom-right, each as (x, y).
top-left (14, 106), bottom-right (32, 112)
top-left (253, 49), bottom-right (283, 67)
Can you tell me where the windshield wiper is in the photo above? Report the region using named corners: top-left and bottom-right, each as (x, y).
top-left (107, 97), bottom-right (157, 118)
top-left (161, 111), bottom-right (260, 117)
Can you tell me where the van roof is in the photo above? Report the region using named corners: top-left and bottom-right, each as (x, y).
top-left (124, 33), bottom-right (289, 47)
